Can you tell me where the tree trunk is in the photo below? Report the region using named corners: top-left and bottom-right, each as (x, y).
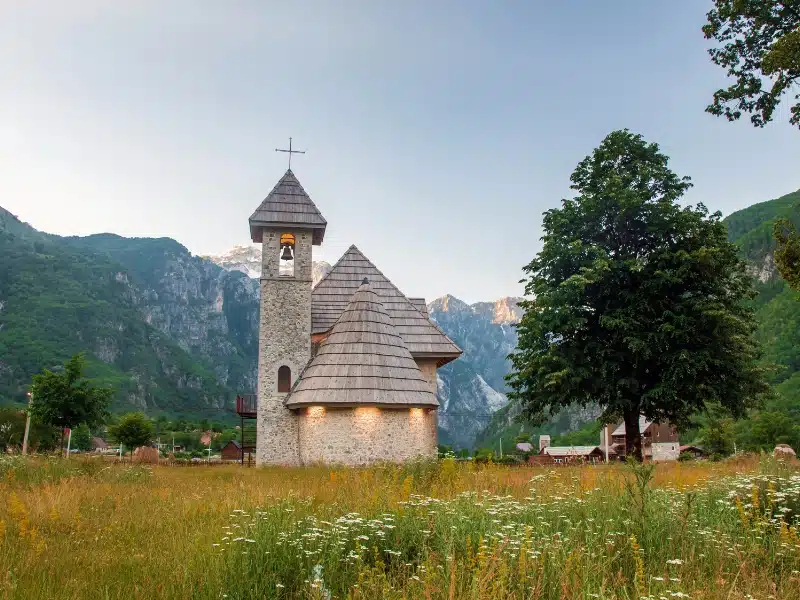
top-left (623, 409), bottom-right (643, 462)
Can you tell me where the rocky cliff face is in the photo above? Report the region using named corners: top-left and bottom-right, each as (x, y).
top-left (427, 295), bottom-right (524, 448)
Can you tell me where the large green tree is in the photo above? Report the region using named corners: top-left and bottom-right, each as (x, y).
top-left (29, 353), bottom-right (113, 452)
top-left (703, 1), bottom-right (800, 130)
top-left (507, 130), bottom-right (770, 460)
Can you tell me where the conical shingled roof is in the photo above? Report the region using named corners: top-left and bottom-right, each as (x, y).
top-left (285, 280), bottom-right (438, 408)
top-left (249, 169), bottom-right (327, 244)
top-left (311, 246), bottom-right (462, 363)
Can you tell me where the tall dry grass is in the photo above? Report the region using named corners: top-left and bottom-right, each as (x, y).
top-left (0, 454), bottom-right (797, 599)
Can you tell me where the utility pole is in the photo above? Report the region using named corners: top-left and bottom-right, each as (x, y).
top-left (66, 428), bottom-right (72, 458)
top-left (604, 424), bottom-right (609, 463)
top-left (22, 392), bottom-right (33, 455)
top-left (499, 437), bottom-right (503, 459)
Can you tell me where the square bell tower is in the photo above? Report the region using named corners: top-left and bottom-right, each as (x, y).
top-left (248, 169), bottom-right (327, 466)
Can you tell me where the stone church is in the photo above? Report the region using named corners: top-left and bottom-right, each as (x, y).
top-left (247, 169), bottom-right (462, 466)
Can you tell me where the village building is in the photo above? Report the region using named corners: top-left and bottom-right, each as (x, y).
top-left (91, 437), bottom-right (108, 452)
top-left (240, 169), bottom-right (462, 466)
top-left (600, 416), bottom-right (680, 461)
top-left (679, 445), bottom-right (707, 459)
top-left (515, 442), bottom-right (534, 454)
top-left (220, 440), bottom-right (243, 461)
top-left (537, 445), bottom-right (610, 464)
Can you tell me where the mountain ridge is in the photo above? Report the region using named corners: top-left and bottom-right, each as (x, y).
top-left (1, 209), bottom-right (520, 445)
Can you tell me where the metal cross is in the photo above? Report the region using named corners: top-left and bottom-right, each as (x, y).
top-left (275, 137), bottom-right (306, 170)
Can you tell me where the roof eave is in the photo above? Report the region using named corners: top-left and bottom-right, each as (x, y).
top-left (410, 350), bottom-right (462, 367)
top-left (249, 221), bottom-right (327, 245)
top-left (285, 401), bottom-right (440, 410)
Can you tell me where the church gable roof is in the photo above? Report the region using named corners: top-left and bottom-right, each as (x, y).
top-left (311, 246), bottom-right (462, 361)
top-left (286, 280), bottom-right (438, 408)
top-left (249, 169), bottom-right (327, 244)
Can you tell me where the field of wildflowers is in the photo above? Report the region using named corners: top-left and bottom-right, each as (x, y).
top-left (1, 454), bottom-right (799, 599)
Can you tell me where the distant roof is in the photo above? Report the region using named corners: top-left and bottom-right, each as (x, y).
top-left (286, 280), bottom-right (438, 408)
top-left (680, 445), bottom-right (704, 453)
top-left (516, 442), bottom-right (534, 452)
top-left (225, 440), bottom-right (241, 449)
top-left (543, 446), bottom-right (603, 457)
top-left (612, 416), bottom-right (652, 437)
top-left (249, 170), bottom-right (327, 244)
top-left (311, 246), bottom-right (461, 362)
top-left (91, 437), bottom-right (108, 449)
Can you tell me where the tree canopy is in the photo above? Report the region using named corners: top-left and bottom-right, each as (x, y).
top-left (774, 218), bottom-right (800, 291)
top-left (29, 353), bottom-right (112, 435)
top-left (703, 0), bottom-right (800, 130)
top-left (108, 412), bottom-right (154, 454)
top-left (506, 130), bottom-right (770, 460)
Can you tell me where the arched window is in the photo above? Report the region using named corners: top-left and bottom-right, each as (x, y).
top-left (278, 366), bottom-right (291, 393)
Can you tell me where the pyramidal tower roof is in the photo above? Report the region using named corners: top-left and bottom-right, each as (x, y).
top-left (311, 245), bottom-right (462, 363)
top-left (285, 280), bottom-right (438, 408)
top-left (249, 169), bottom-right (327, 244)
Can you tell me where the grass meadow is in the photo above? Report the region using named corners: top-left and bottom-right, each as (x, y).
top-left (1, 455), bottom-right (800, 600)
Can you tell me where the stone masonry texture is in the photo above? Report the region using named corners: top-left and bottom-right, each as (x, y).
top-left (298, 406), bottom-right (438, 465)
top-left (256, 228), bottom-right (313, 466)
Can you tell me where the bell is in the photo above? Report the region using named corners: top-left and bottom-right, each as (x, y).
top-left (280, 245), bottom-right (293, 261)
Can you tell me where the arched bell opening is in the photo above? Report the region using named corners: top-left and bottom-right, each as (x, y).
top-left (278, 233), bottom-right (295, 277)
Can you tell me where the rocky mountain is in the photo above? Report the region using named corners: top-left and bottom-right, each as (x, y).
top-left (203, 245), bottom-right (332, 286)
top-left (5, 187), bottom-right (799, 448)
top-left (0, 207), bottom-right (259, 417)
top-left (0, 216), bottom-right (521, 445)
top-left (427, 296), bottom-right (524, 447)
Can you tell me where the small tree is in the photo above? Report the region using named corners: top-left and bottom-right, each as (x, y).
top-left (72, 423), bottom-right (94, 452)
top-left (703, 1), bottom-right (800, 130)
top-left (507, 130), bottom-right (770, 461)
top-left (699, 405), bottom-right (735, 458)
top-left (108, 412), bottom-right (154, 455)
top-left (774, 218), bottom-right (800, 291)
top-left (29, 353), bottom-right (113, 453)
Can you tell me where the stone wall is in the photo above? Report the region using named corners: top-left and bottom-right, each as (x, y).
top-left (297, 406), bottom-right (437, 466)
top-left (650, 442), bottom-right (680, 462)
top-left (256, 228), bottom-right (314, 466)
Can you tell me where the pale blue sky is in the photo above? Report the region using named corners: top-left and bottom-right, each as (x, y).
top-left (1, 1), bottom-right (798, 303)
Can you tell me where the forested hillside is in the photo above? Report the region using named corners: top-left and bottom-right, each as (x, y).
top-left (0, 207), bottom-right (258, 419)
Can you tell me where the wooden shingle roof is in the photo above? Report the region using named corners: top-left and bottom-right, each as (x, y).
top-left (311, 246), bottom-right (461, 363)
top-left (249, 169), bottom-right (327, 244)
top-left (286, 280), bottom-right (438, 408)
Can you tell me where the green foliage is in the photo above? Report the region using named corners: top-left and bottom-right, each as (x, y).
top-left (473, 448), bottom-right (494, 463)
top-left (774, 218), bottom-right (800, 291)
top-left (697, 404), bottom-right (735, 457)
top-left (0, 407), bottom-right (59, 452)
top-left (0, 209), bottom-right (254, 421)
top-left (513, 433), bottom-right (531, 444)
top-left (508, 130), bottom-right (770, 460)
top-left (108, 412), bottom-right (154, 453)
top-left (29, 353), bottom-right (112, 431)
top-left (703, 1), bottom-right (800, 129)
top-left (71, 423), bottom-right (94, 452)
top-left (552, 420), bottom-right (603, 447)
